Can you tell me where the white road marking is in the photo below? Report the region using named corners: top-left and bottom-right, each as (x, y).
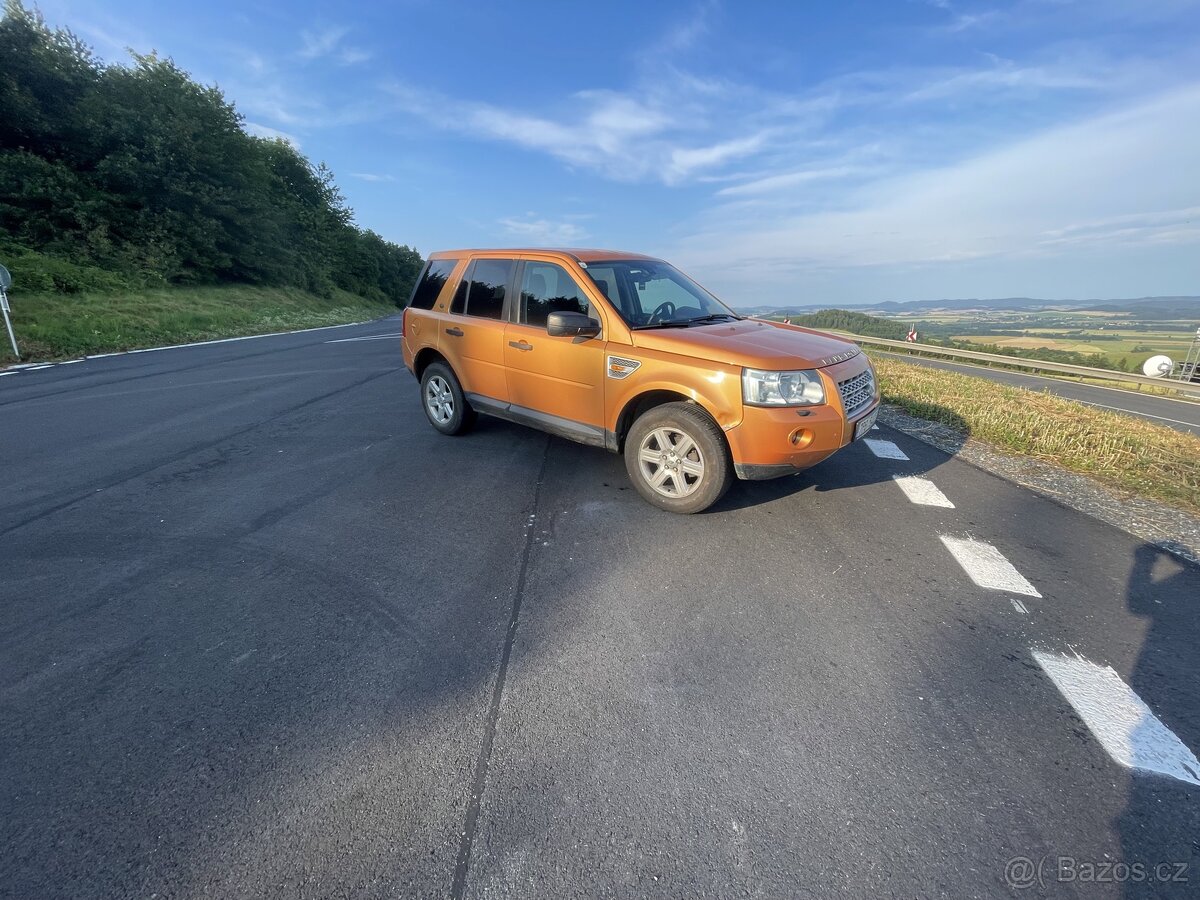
top-left (25, 364), bottom-right (54, 370)
top-left (891, 474), bottom-right (955, 507)
top-left (325, 332), bottom-right (403, 343)
top-left (119, 320), bottom-right (375, 355)
top-left (1010, 598), bottom-right (1028, 614)
top-left (1077, 401), bottom-right (1197, 430)
top-left (939, 535), bottom-right (1042, 597)
top-left (0, 320), bottom-right (389, 372)
top-left (1033, 650), bottom-right (1200, 786)
top-left (863, 438), bottom-right (909, 460)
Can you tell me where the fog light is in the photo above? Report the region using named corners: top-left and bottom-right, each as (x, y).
top-left (789, 428), bottom-right (813, 448)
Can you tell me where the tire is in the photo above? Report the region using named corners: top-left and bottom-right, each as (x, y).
top-left (420, 362), bottom-right (476, 435)
top-left (624, 402), bottom-right (731, 514)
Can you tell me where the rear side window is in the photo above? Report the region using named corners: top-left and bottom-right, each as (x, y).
top-left (408, 258), bottom-right (458, 310)
top-left (521, 262), bottom-right (592, 328)
top-left (450, 258), bottom-right (514, 320)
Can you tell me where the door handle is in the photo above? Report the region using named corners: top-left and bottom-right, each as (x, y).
top-left (445, 327), bottom-right (464, 337)
top-left (508, 340), bottom-right (533, 351)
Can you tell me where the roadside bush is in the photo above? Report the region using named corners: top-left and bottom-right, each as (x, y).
top-left (0, 244), bottom-right (135, 293)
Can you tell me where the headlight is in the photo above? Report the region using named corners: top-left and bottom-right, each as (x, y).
top-left (742, 368), bottom-right (825, 406)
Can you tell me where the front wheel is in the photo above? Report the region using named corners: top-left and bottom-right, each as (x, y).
top-left (624, 402), bottom-right (731, 513)
top-left (420, 362), bottom-right (476, 435)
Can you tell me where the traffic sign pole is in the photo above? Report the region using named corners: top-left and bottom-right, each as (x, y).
top-left (1, 288), bottom-right (18, 359)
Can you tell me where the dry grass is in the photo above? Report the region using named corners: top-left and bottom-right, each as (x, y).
top-left (871, 355), bottom-right (1200, 515)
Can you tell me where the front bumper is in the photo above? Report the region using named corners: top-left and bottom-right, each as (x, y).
top-left (724, 355), bottom-right (880, 480)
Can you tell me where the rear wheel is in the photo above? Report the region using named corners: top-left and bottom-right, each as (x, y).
top-left (624, 402), bottom-right (731, 513)
top-left (420, 362), bottom-right (476, 435)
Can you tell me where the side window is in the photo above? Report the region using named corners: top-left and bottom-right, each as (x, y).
top-left (408, 258), bottom-right (459, 310)
top-left (468, 259), bottom-right (512, 319)
top-left (521, 262), bottom-right (592, 328)
top-left (458, 259), bottom-right (513, 320)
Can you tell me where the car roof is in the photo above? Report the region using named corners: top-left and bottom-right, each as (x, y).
top-left (427, 248), bottom-right (663, 264)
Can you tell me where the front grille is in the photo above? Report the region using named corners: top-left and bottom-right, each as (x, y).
top-left (837, 368), bottom-right (876, 418)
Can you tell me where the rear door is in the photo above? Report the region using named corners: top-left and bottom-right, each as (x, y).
top-left (439, 257), bottom-right (515, 403)
top-left (503, 258), bottom-right (608, 443)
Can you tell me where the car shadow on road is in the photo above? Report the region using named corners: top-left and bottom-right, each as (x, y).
top-left (709, 405), bottom-right (969, 513)
top-left (1115, 544), bottom-right (1200, 898)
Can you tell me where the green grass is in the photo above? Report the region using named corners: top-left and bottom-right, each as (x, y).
top-left (1, 285), bottom-right (394, 364)
top-left (871, 354), bottom-right (1200, 515)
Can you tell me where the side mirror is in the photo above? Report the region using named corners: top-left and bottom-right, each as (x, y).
top-left (547, 310), bottom-right (601, 339)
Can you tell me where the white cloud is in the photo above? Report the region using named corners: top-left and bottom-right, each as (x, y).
top-left (298, 25), bottom-right (370, 65)
top-left (716, 165), bottom-right (869, 197)
top-left (652, 0), bottom-right (719, 55)
top-left (244, 121), bottom-right (300, 148)
top-left (498, 216), bottom-right (589, 246)
top-left (350, 173), bottom-right (395, 182)
top-left (386, 80), bottom-right (770, 185)
top-left (299, 26), bottom-right (348, 59)
top-left (670, 86), bottom-right (1200, 294)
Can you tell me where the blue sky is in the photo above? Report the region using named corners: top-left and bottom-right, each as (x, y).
top-left (33, 0), bottom-right (1200, 305)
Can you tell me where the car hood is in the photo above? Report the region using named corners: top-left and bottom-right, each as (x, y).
top-left (630, 318), bottom-right (861, 370)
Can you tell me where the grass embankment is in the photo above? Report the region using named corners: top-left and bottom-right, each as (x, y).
top-left (0, 285), bottom-right (393, 364)
top-left (871, 355), bottom-right (1200, 516)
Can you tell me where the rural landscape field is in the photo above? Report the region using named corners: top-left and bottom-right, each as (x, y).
top-left (912, 308), bottom-right (1199, 372)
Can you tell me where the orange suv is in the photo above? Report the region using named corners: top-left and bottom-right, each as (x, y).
top-left (401, 249), bottom-right (879, 513)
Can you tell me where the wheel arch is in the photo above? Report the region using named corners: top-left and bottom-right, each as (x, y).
top-left (612, 389), bottom-right (727, 454)
top-left (413, 347), bottom-right (450, 381)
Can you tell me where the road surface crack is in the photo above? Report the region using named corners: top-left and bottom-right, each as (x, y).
top-left (451, 434), bottom-right (551, 899)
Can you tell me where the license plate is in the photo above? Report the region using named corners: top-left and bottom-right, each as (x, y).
top-left (853, 407), bottom-right (878, 441)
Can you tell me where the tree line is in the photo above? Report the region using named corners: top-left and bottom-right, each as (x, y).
top-left (0, 1), bottom-right (422, 303)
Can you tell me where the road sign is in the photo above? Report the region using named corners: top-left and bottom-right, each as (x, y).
top-left (0, 264), bottom-right (10, 291)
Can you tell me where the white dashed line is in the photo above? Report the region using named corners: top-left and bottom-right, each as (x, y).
top-left (891, 474), bottom-right (955, 507)
top-left (324, 332), bottom-right (403, 343)
top-left (1033, 650), bottom-right (1200, 785)
top-left (1010, 598), bottom-right (1028, 614)
top-left (939, 535), bottom-right (1042, 597)
top-left (1075, 401), bottom-right (1198, 430)
top-left (863, 438), bottom-right (909, 460)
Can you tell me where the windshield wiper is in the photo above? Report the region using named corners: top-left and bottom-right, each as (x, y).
top-left (632, 320), bottom-right (696, 330)
top-left (632, 313), bottom-right (743, 330)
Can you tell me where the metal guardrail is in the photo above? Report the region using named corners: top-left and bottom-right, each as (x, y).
top-left (837, 332), bottom-right (1200, 398)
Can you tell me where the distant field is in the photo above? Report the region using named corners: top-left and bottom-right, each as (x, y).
top-left (952, 333), bottom-right (1195, 365)
top-left (875, 308), bottom-right (1199, 371)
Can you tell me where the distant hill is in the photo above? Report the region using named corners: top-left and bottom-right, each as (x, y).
top-left (738, 296), bottom-right (1200, 317)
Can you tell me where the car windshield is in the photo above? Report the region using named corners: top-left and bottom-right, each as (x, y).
top-left (582, 260), bottom-right (741, 328)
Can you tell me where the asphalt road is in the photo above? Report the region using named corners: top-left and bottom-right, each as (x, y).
top-left (873, 350), bottom-right (1200, 435)
top-left (2, 317), bottom-right (1198, 899)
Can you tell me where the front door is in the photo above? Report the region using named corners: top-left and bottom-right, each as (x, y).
top-left (504, 259), bottom-right (607, 442)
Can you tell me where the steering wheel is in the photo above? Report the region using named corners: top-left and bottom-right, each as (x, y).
top-left (647, 301), bottom-right (676, 324)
